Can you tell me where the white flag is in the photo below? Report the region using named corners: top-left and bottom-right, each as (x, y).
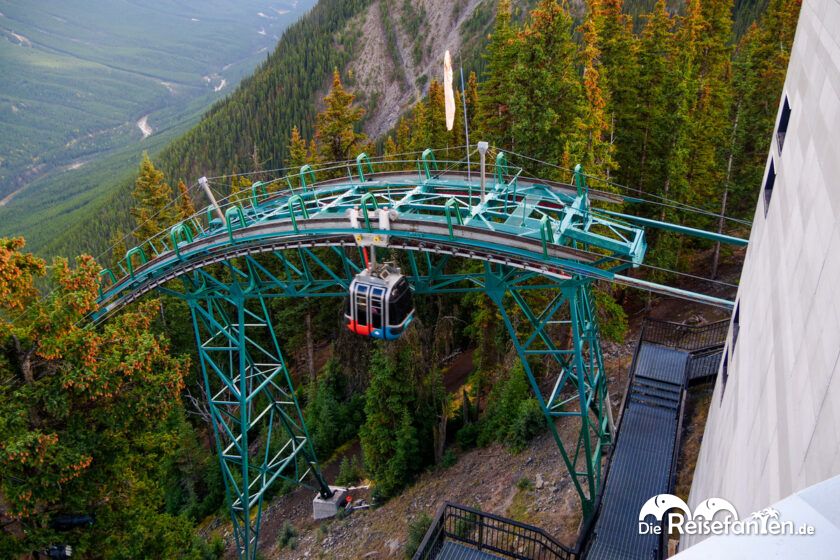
top-left (444, 50), bottom-right (455, 131)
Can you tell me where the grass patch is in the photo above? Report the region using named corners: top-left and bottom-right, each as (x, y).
top-left (277, 521), bottom-right (298, 550)
top-left (506, 484), bottom-right (536, 525)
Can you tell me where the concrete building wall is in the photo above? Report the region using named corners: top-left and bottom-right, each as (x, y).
top-left (684, 0), bottom-right (840, 546)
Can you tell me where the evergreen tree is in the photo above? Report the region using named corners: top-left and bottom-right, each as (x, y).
top-left (229, 176), bottom-right (253, 206)
top-left (175, 179), bottom-right (196, 221)
top-left (508, 0), bottom-right (583, 177)
top-left (477, 363), bottom-right (544, 451)
top-left (426, 80), bottom-right (448, 151)
top-left (568, 13), bottom-right (617, 183)
top-left (0, 240), bottom-right (195, 557)
top-left (451, 89), bottom-right (467, 158)
top-left (395, 117), bottom-right (412, 156)
top-left (591, 0), bottom-right (641, 186)
top-left (360, 347), bottom-right (420, 499)
top-left (409, 99), bottom-right (431, 153)
top-left (678, 0), bottom-right (735, 213)
top-left (0, 237), bottom-right (43, 312)
top-left (632, 0), bottom-right (682, 198)
top-left (314, 69), bottom-right (367, 166)
top-left (730, 0), bottom-right (800, 215)
top-left (307, 139), bottom-right (320, 164)
top-left (305, 358), bottom-right (364, 458)
top-left (465, 71), bottom-right (479, 135)
top-left (287, 125), bottom-right (309, 169)
top-left (477, 0), bottom-right (519, 148)
top-left (109, 229), bottom-right (128, 269)
top-left (383, 135), bottom-right (399, 171)
top-left (131, 153), bottom-right (176, 242)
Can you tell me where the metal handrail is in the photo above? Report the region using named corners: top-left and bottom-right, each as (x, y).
top-left (413, 503), bottom-right (578, 560)
top-left (641, 318), bottom-right (728, 352)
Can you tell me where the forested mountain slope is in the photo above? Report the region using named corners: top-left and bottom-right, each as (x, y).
top-left (18, 0), bottom-right (503, 257)
top-left (0, 0), bottom-right (314, 252)
top-left (12, 0), bottom-right (768, 260)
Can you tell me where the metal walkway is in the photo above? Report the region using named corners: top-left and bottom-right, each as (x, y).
top-left (586, 343), bottom-right (687, 559)
top-left (584, 319), bottom-right (727, 560)
top-left (436, 542), bottom-right (504, 560)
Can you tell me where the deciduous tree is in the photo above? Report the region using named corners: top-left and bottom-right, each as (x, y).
top-left (0, 238), bottom-right (195, 558)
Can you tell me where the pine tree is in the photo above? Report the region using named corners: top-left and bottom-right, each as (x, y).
top-left (409, 99), bottom-right (431, 153)
top-left (307, 139), bottom-right (320, 164)
top-left (314, 69), bottom-right (367, 166)
top-left (508, 0), bottom-right (583, 177)
top-left (229, 176), bottom-right (253, 205)
top-left (730, 0), bottom-right (800, 215)
top-left (450, 89), bottom-right (466, 158)
top-left (591, 0), bottom-right (640, 186)
top-left (465, 71), bottom-right (479, 135)
top-left (633, 0), bottom-right (682, 198)
top-left (109, 230), bottom-right (128, 269)
top-left (0, 237), bottom-right (44, 314)
top-left (287, 125), bottom-right (309, 169)
top-left (131, 153), bottom-right (176, 242)
top-left (568, 13), bottom-right (617, 183)
top-left (395, 117), bottom-right (412, 156)
top-left (305, 358), bottom-right (364, 457)
top-left (383, 135), bottom-right (399, 171)
top-left (0, 243), bottom-right (192, 557)
top-left (477, 0), bottom-right (519, 148)
top-left (360, 347), bottom-right (420, 499)
top-left (678, 0), bottom-right (735, 215)
top-left (175, 180), bottom-right (196, 221)
top-left (426, 80), bottom-right (448, 152)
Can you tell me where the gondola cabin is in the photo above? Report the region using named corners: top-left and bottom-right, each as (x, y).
top-left (346, 263), bottom-right (414, 340)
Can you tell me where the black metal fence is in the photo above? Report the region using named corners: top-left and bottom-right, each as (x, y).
top-left (686, 348), bottom-right (725, 381)
top-left (641, 318), bottom-right (729, 352)
top-left (413, 503), bottom-right (579, 560)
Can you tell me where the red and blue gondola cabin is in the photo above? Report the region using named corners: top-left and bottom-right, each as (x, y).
top-left (345, 265), bottom-right (414, 340)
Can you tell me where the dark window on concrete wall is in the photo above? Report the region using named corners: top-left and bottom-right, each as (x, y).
top-left (732, 301), bottom-right (740, 352)
top-left (720, 352), bottom-right (729, 403)
top-left (777, 96), bottom-right (791, 153)
top-left (764, 160), bottom-right (776, 216)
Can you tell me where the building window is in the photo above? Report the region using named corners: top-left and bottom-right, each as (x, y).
top-left (777, 96), bottom-right (791, 153)
top-left (732, 301), bottom-right (740, 352)
top-left (763, 160), bottom-right (776, 216)
top-left (720, 352), bottom-right (729, 403)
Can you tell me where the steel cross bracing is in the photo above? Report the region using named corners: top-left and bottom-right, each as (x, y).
top-left (483, 266), bottom-right (612, 519)
top-left (186, 269), bottom-right (332, 556)
top-left (90, 148), bottom-right (739, 559)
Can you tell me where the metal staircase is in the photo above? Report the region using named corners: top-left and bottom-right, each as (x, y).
top-left (413, 503), bottom-right (580, 560)
top-left (584, 319), bottom-right (727, 559)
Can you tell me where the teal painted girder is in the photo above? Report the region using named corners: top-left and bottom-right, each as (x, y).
top-left (187, 273), bottom-right (331, 560)
top-left (92, 151), bottom-right (650, 560)
top-left (483, 264), bottom-right (612, 520)
top-left (95, 153), bottom-right (646, 322)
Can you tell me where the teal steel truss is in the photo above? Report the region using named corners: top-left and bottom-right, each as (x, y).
top-left (186, 271), bottom-right (332, 556)
top-left (91, 148), bottom-right (741, 559)
top-left (483, 266), bottom-right (612, 519)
